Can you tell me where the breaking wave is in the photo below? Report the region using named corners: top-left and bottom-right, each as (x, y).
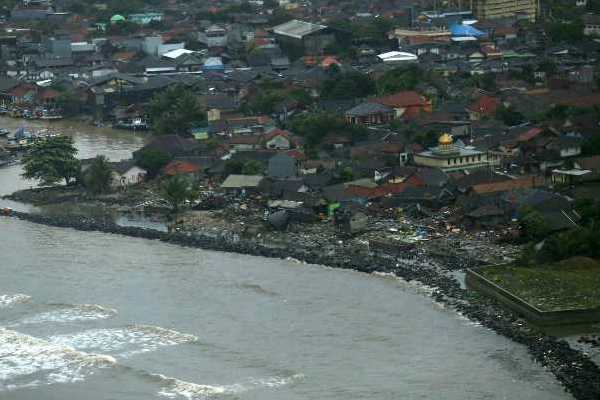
top-left (0, 294), bottom-right (31, 308)
top-left (155, 373), bottom-right (305, 399)
top-left (14, 303), bottom-right (117, 325)
top-left (0, 328), bottom-right (116, 392)
top-left (49, 325), bottom-right (199, 357)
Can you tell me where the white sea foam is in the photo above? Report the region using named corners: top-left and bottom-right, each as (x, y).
top-left (0, 294), bottom-right (31, 308)
top-left (14, 304), bottom-right (117, 325)
top-left (156, 373), bottom-right (304, 399)
top-left (0, 328), bottom-right (116, 392)
top-left (49, 325), bottom-right (198, 357)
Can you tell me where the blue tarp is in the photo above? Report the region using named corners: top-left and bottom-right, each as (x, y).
top-left (450, 24), bottom-right (486, 38)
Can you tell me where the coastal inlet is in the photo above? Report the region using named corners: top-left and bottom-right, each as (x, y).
top-left (0, 120), bottom-right (593, 400)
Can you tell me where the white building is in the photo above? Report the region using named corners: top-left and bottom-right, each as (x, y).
top-left (413, 134), bottom-right (499, 172)
top-left (142, 36), bottom-right (185, 57)
top-left (198, 25), bottom-right (229, 48)
top-left (110, 160), bottom-right (147, 188)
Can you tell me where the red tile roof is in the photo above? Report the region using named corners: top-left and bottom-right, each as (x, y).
top-left (39, 89), bottom-right (59, 100)
top-left (381, 143), bottom-right (404, 154)
top-left (9, 85), bottom-right (34, 98)
top-left (374, 91), bottom-right (427, 108)
top-left (406, 35), bottom-right (450, 45)
top-left (263, 128), bottom-right (291, 141)
top-left (346, 182), bottom-right (410, 200)
top-left (113, 51), bottom-right (136, 62)
top-left (517, 127), bottom-right (543, 142)
top-left (321, 56), bottom-right (340, 68)
top-left (163, 160), bottom-right (201, 176)
top-left (471, 176), bottom-right (544, 195)
top-left (494, 27), bottom-right (517, 36)
top-left (286, 149), bottom-right (306, 160)
top-left (259, 37), bottom-right (274, 45)
top-left (467, 95), bottom-right (500, 115)
top-left (227, 135), bottom-right (261, 145)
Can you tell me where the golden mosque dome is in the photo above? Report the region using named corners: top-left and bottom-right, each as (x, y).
top-left (438, 133), bottom-right (453, 146)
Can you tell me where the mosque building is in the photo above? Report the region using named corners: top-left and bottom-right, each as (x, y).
top-left (413, 133), bottom-right (498, 172)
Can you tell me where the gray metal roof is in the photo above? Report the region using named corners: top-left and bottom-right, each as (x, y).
top-left (345, 102), bottom-right (394, 117)
top-left (273, 19), bottom-right (326, 39)
top-left (221, 174), bottom-right (264, 188)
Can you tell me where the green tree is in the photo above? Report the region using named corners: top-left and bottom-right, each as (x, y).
top-left (135, 148), bottom-right (171, 178)
top-left (161, 175), bottom-right (198, 212)
top-left (413, 130), bottom-right (439, 148)
top-left (289, 88), bottom-right (313, 107)
top-left (547, 20), bottom-right (585, 43)
top-left (520, 208), bottom-right (551, 242)
top-left (290, 112), bottom-right (367, 149)
top-left (56, 91), bottom-right (81, 117)
top-left (150, 85), bottom-right (205, 135)
top-left (242, 160), bottom-right (263, 175)
top-left (376, 66), bottom-right (423, 95)
top-left (470, 73), bottom-right (497, 92)
top-left (242, 91), bottom-right (283, 114)
top-left (22, 136), bottom-right (80, 186)
top-left (83, 155), bottom-right (114, 194)
top-left (321, 72), bottom-right (376, 100)
top-left (496, 105), bottom-right (525, 126)
top-left (225, 159), bottom-right (244, 175)
top-left (340, 166), bottom-right (354, 182)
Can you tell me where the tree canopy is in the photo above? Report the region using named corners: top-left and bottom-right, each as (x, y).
top-left (149, 85), bottom-right (205, 135)
top-left (546, 20), bottom-right (585, 43)
top-left (135, 148), bottom-right (171, 178)
top-left (161, 175), bottom-right (198, 212)
top-left (290, 112), bottom-right (367, 149)
top-left (321, 72), bottom-right (376, 100)
top-left (496, 105), bottom-right (525, 127)
top-left (376, 66), bottom-right (423, 95)
top-left (22, 136), bottom-right (80, 186)
top-left (83, 155), bottom-right (114, 194)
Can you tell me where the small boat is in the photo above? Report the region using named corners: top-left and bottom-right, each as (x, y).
top-left (114, 118), bottom-right (150, 131)
top-left (40, 110), bottom-right (64, 120)
top-left (0, 128), bottom-right (9, 137)
top-left (40, 114), bottom-right (64, 120)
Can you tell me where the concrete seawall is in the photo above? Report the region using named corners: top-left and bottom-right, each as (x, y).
top-left (467, 268), bottom-right (600, 326)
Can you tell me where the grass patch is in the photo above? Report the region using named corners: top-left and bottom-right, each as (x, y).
top-left (479, 257), bottom-right (600, 312)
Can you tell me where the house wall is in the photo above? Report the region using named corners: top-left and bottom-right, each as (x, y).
top-left (472, 0), bottom-right (537, 22)
top-left (231, 143), bottom-right (258, 151)
top-left (143, 36), bottom-right (184, 56)
top-left (414, 152), bottom-right (495, 171)
top-left (198, 30), bottom-right (228, 48)
top-left (266, 136), bottom-right (290, 149)
top-left (112, 167), bottom-right (146, 187)
top-left (346, 112), bottom-right (394, 125)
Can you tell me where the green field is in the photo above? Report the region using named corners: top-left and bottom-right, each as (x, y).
top-left (480, 258), bottom-right (600, 312)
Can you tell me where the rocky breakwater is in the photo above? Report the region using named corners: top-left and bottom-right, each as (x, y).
top-left (5, 210), bottom-right (600, 400)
